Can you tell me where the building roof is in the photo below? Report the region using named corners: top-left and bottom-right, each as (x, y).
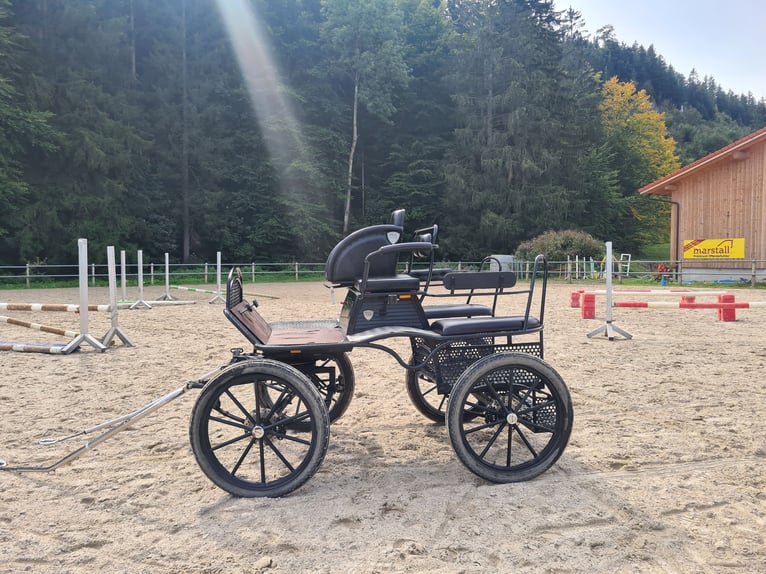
top-left (638, 125), bottom-right (766, 196)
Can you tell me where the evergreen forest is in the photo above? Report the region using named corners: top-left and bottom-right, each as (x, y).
top-left (1, 0), bottom-right (765, 266)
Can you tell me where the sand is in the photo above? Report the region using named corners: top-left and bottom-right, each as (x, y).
top-left (0, 280), bottom-right (764, 573)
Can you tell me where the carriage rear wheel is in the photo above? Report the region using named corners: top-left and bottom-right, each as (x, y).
top-left (405, 357), bottom-right (447, 424)
top-left (189, 359), bottom-right (329, 498)
top-left (286, 352), bottom-right (355, 427)
top-left (446, 353), bottom-right (572, 483)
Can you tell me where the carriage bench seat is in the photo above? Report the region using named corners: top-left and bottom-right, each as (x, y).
top-left (354, 273), bottom-right (421, 293)
top-left (430, 315), bottom-right (541, 336)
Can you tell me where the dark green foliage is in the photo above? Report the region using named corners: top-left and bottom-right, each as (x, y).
top-left (439, 0), bottom-right (611, 259)
top-left (515, 229), bottom-right (604, 261)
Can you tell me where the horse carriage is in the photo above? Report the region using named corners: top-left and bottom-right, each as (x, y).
top-left (1, 209), bottom-right (573, 498)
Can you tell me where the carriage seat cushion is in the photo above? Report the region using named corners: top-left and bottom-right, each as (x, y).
top-left (423, 304), bottom-right (493, 319)
top-left (431, 315), bottom-right (540, 336)
top-left (355, 273), bottom-right (420, 292)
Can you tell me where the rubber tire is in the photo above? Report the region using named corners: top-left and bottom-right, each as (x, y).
top-left (189, 359), bottom-right (329, 498)
top-left (446, 353), bottom-right (572, 483)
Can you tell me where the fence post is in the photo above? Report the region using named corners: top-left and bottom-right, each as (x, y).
top-left (251, 263), bottom-right (255, 283)
top-left (150, 262), bottom-right (154, 285)
top-left (26, 263), bottom-right (30, 288)
top-left (91, 262), bottom-right (96, 286)
top-left (204, 262), bottom-right (208, 283)
top-left (295, 261), bottom-right (299, 281)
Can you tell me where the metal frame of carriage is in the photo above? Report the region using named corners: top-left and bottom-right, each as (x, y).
top-left (0, 210), bottom-right (573, 498)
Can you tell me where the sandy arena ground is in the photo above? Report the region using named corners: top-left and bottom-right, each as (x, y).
top-left (0, 279), bottom-right (764, 573)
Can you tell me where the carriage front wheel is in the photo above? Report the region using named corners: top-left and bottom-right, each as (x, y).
top-left (189, 359), bottom-right (329, 498)
top-left (446, 353), bottom-right (572, 483)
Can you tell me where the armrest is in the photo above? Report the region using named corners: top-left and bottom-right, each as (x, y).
top-left (365, 241), bottom-right (434, 260)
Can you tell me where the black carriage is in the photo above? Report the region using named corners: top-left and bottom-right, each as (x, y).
top-left (191, 211), bottom-right (572, 497)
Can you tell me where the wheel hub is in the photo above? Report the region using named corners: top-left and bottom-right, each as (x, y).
top-left (506, 412), bottom-right (518, 425)
top-left (252, 426), bottom-right (265, 439)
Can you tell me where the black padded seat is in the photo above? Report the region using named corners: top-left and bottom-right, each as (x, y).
top-left (423, 304), bottom-right (492, 319)
top-left (431, 316), bottom-right (541, 336)
top-left (355, 273), bottom-right (420, 292)
top-left (325, 224), bottom-right (403, 286)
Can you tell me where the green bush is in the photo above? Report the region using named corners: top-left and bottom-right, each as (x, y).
top-left (515, 230), bottom-right (604, 261)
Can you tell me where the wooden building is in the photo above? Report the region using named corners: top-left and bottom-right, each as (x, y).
top-left (639, 126), bottom-right (766, 282)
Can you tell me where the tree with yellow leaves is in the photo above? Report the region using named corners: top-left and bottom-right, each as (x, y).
top-left (599, 77), bottom-right (681, 249)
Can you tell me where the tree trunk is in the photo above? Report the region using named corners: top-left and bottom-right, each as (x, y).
top-left (181, 0), bottom-right (190, 261)
top-left (343, 72), bottom-right (359, 236)
top-left (129, 0), bottom-right (136, 81)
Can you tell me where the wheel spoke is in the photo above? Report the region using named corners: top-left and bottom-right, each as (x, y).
top-left (514, 382), bottom-right (536, 410)
top-left (230, 437), bottom-right (256, 476)
top-left (483, 382), bottom-right (510, 416)
top-left (212, 402), bottom-right (246, 425)
top-left (478, 421), bottom-right (506, 458)
top-left (208, 415), bottom-right (251, 432)
top-left (259, 439), bottom-right (266, 483)
top-left (267, 385), bottom-right (296, 419)
top-left (420, 382), bottom-right (438, 397)
top-left (268, 429), bottom-right (312, 446)
top-left (519, 419), bottom-right (554, 434)
top-left (263, 410), bottom-right (311, 430)
top-left (211, 431), bottom-right (251, 451)
top-left (264, 436), bottom-right (296, 472)
top-left (225, 388), bottom-right (256, 424)
top-left (513, 424), bottom-right (538, 458)
top-left (463, 395), bottom-right (491, 415)
top-left (463, 418), bottom-right (500, 435)
top-left (516, 397), bottom-right (552, 418)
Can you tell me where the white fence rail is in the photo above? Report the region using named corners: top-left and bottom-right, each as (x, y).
top-left (1, 258), bottom-right (765, 288)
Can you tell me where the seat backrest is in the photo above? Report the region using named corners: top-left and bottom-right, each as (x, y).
top-left (325, 224), bottom-right (403, 286)
top-left (442, 270), bottom-right (517, 291)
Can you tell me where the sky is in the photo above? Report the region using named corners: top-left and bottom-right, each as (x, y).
top-left (561, 0), bottom-right (766, 100)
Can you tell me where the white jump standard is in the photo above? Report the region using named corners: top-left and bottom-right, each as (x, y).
top-left (61, 239), bottom-right (107, 353)
top-left (586, 241), bottom-right (632, 341)
top-left (102, 246), bottom-right (134, 347)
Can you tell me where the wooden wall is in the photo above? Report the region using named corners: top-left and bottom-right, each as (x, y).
top-left (671, 139), bottom-right (766, 269)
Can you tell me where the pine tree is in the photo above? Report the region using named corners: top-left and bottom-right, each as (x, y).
top-left (321, 0), bottom-right (410, 234)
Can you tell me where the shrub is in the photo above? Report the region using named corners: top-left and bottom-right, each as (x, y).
top-left (515, 230), bottom-right (604, 262)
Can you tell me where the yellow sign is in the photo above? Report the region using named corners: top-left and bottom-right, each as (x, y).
top-left (683, 238), bottom-right (745, 259)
